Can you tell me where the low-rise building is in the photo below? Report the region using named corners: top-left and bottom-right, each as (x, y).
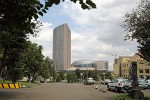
top-left (94, 61), bottom-right (108, 71)
top-left (113, 53), bottom-right (150, 79)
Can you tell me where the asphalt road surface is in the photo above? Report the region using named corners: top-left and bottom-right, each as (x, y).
top-left (0, 83), bottom-right (149, 100)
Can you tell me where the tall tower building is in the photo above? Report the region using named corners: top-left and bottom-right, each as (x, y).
top-left (53, 23), bottom-right (71, 71)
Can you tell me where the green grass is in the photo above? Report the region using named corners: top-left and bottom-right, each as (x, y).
top-left (18, 81), bottom-right (38, 88)
top-left (0, 80), bottom-right (38, 88)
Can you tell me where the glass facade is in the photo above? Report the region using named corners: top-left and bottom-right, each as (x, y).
top-left (72, 60), bottom-right (94, 68)
top-left (74, 63), bottom-right (94, 67)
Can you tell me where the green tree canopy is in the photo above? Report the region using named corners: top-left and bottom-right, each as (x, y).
top-left (122, 1), bottom-right (150, 61)
top-left (22, 41), bottom-right (44, 81)
top-left (0, 0), bottom-right (96, 70)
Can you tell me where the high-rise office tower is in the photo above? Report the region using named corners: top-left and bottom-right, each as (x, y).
top-left (53, 23), bottom-right (71, 71)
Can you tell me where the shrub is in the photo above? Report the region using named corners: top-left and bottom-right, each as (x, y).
top-left (9, 68), bottom-right (23, 83)
top-left (114, 94), bottom-right (133, 100)
top-left (144, 97), bottom-right (150, 100)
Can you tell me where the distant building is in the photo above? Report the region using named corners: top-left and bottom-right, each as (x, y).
top-left (70, 60), bottom-right (108, 71)
top-left (71, 60), bottom-right (95, 70)
top-left (94, 61), bottom-right (108, 71)
top-left (113, 54), bottom-right (150, 79)
top-left (53, 23), bottom-right (71, 71)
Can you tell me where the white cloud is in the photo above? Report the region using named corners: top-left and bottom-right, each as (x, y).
top-left (62, 0), bottom-right (140, 70)
top-left (31, 0), bottom-right (141, 71)
top-left (29, 22), bottom-right (53, 59)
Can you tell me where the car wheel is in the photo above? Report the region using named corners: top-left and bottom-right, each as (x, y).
top-left (115, 87), bottom-right (119, 93)
top-left (107, 85), bottom-right (111, 91)
top-left (148, 85), bottom-right (150, 89)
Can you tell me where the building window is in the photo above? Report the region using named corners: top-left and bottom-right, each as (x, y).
top-left (139, 69), bottom-right (143, 73)
top-left (139, 75), bottom-right (144, 79)
top-left (139, 62), bottom-right (144, 64)
top-left (146, 76), bottom-right (150, 79)
top-left (147, 63), bottom-right (150, 66)
top-left (114, 59), bottom-right (117, 64)
top-left (145, 69), bottom-right (150, 73)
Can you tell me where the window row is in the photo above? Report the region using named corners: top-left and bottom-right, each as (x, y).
top-left (139, 69), bottom-right (150, 73)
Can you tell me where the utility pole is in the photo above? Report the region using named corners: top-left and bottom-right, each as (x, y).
top-left (129, 62), bottom-right (144, 100)
top-left (87, 68), bottom-right (88, 78)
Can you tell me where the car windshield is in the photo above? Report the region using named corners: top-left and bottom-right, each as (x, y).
top-left (123, 79), bottom-right (130, 83)
top-left (138, 80), bottom-right (147, 83)
top-left (88, 78), bottom-right (93, 80)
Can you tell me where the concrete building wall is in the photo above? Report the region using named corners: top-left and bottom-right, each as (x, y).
top-left (113, 55), bottom-right (150, 79)
top-left (53, 23), bottom-right (71, 71)
top-left (94, 61), bottom-right (108, 71)
top-left (113, 56), bottom-right (136, 78)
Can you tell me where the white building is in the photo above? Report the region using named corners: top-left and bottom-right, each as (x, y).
top-left (94, 61), bottom-right (108, 71)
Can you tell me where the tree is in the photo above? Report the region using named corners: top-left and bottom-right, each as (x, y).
top-left (0, 0), bottom-right (96, 73)
top-left (0, 0), bottom-right (43, 70)
top-left (9, 68), bottom-right (23, 83)
top-left (41, 65), bottom-right (50, 79)
top-left (22, 41), bottom-right (44, 81)
top-left (44, 57), bottom-right (55, 77)
top-left (0, 0), bottom-right (96, 82)
top-left (66, 72), bottom-right (77, 83)
top-left (75, 69), bottom-right (81, 78)
top-left (44, 0), bottom-right (96, 10)
top-left (122, 1), bottom-right (150, 61)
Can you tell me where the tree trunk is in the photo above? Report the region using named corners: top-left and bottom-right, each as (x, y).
top-left (0, 46), bottom-right (8, 70)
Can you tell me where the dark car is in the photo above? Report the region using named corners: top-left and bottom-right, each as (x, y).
top-left (123, 79), bottom-right (148, 90)
top-left (84, 78), bottom-right (95, 85)
top-left (101, 79), bottom-right (111, 85)
top-left (40, 78), bottom-right (44, 83)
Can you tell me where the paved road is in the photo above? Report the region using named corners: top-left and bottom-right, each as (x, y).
top-left (0, 83), bottom-right (118, 100)
top-left (0, 83), bottom-right (149, 100)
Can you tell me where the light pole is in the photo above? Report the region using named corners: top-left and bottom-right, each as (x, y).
top-left (29, 73), bottom-right (31, 88)
top-left (51, 64), bottom-right (54, 79)
top-left (103, 73), bottom-right (105, 85)
top-left (87, 68), bottom-right (89, 78)
top-left (64, 73), bottom-right (67, 80)
top-left (80, 73), bottom-right (83, 83)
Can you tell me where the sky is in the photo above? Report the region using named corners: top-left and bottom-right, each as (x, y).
top-left (30, 0), bottom-right (141, 71)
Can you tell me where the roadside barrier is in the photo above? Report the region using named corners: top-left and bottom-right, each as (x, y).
top-left (0, 83), bottom-right (21, 89)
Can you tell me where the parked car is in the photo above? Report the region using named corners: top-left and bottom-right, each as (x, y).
top-left (107, 78), bottom-right (128, 92)
top-left (123, 79), bottom-right (148, 90)
top-left (40, 78), bottom-right (45, 83)
top-left (147, 79), bottom-right (150, 89)
top-left (84, 77), bottom-right (95, 85)
top-left (101, 79), bottom-right (111, 85)
top-left (138, 79), bottom-right (148, 89)
top-left (123, 80), bottom-right (132, 90)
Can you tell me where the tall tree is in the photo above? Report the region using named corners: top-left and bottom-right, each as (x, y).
top-left (122, 1), bottom-right (150, 61)
top-left (22, 41), bottom-right (44, 81)
top-left (0, 0), bottom-right (96, 70)
top-left (42, 57), bottom-right (55, 78)
top-left (75, 69), bottom-right (81, 78)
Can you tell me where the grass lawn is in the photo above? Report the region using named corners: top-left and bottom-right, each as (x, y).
top-left (18, 81), bottom-right (38, 88)
top-left (0, 80), bottom-right (38, 88)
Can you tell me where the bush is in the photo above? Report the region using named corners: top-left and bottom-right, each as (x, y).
top-left (144, 97), bottom-right (150, 100)
top-left (9, 68), bottom-right (23, 83)
top-left (114, 94), bottom-right (133, 100)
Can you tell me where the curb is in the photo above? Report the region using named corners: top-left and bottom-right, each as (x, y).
top-left (0, 83), bottom-right (22, 89)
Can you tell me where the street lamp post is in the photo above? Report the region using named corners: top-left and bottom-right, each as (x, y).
top-left (51, 64), bottom-right (54, 80)
top-left (87, 68), bottom-right (88, 78)
top-left (80, 73), bottom-right (83, 84)
top-left (64, 73), bottom-right (67, 80)
top-left (102, 73), bottom-right (107, 92)
top-left (28, 72), bottom-right (32, 88)
top-left (103, 73), bottom-right (105, 85)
